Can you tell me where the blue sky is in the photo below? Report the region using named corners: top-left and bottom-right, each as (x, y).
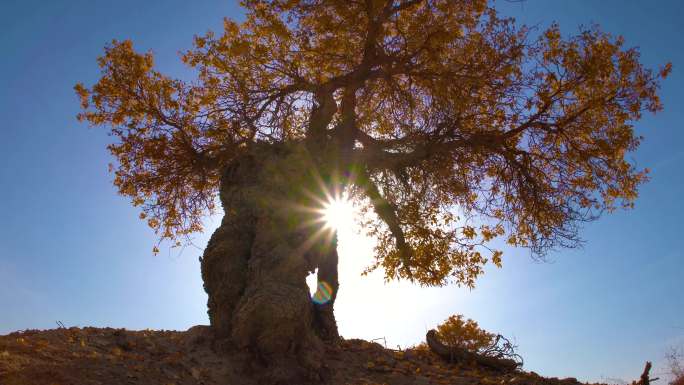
top-left (1, 0), bottom-right (682, 383)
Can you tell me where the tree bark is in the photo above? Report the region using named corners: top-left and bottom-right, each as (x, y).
top-left (200, 143), bottom-right (340, 383)
top-left (312, 236), bottom-right (340, 342)
top-left (200, 154), bottom-right (258, 340)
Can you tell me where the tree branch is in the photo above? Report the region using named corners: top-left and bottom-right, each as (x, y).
top-left (305, 87), bottom-right (337, 146)
top-left (357, 168), bottom-right (413, 277)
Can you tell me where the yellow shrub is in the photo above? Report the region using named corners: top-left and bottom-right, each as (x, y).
top-left (435, 314), bottom-right (495, 352)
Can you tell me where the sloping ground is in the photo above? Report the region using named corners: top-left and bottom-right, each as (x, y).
top-left (0, 327), bottom-right (600, 385)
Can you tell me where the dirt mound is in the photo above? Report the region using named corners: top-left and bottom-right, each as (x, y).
top-left (0, 326), bottom-right (598, 385)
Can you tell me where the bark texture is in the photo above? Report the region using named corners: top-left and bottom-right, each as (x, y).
top-left (200, 143), bottom-right (339, 382)
top-left (313, 236), bottom-right (340, 342)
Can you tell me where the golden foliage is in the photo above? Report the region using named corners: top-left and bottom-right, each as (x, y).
top-left (76, 0), bottom-right (669, 287)
top-left (434, 315), bottom-right (495, 353)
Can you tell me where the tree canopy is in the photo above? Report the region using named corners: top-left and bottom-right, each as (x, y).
top-left (76, 0), bottom-right (670, 287)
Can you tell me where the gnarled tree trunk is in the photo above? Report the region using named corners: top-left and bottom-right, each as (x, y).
top-left (200, 143), bottom-right (340, 383)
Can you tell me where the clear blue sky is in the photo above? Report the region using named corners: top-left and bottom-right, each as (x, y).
top-left (1, 1), bottom-right (682, 383)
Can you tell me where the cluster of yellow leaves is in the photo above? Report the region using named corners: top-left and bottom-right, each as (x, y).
top-left (435, 314), bottom-right (495, 353)
top-left (75, 39), bottom-right (234, 243)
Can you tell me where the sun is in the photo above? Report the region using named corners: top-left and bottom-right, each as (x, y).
top-left (322, 195), bottom-right (355, 232)
top-left (307, 191), bottom-right (367, 298)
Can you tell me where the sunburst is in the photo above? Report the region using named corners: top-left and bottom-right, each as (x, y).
top-left (321, 194), bottom-right (354, 231)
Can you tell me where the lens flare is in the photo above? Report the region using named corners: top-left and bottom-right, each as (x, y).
top-left (312, 281), bottom-right (334, 305)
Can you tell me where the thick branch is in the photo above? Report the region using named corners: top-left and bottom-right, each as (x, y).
top-left (357, 168), bottom-right (413, 277)
top-left (333, 87), bottom-right (359, 165)
top-left (305, 87), bottom-right (337, 146)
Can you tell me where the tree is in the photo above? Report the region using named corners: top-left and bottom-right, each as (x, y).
top-left (75, 0), bottom-right (669, 382)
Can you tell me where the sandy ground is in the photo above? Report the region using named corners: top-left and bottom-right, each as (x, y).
top-left (0, 326), bottom-right (605, 385)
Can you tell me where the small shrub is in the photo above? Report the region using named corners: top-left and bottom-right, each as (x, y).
top-left (435, 314), bottom-right (495, 353)
top-left (428, 314), bottom-right (523, 366)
